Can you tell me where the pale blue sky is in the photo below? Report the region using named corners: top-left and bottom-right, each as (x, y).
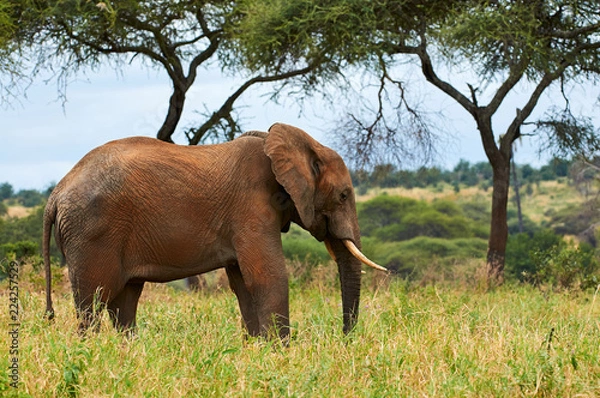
top-left (1, 62), bottom-right (594, 191)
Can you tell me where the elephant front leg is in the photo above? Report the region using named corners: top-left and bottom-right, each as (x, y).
top-left (234, 241), bottom-right (290, 341)
top-left (226, 263), bottom-right (260, 336)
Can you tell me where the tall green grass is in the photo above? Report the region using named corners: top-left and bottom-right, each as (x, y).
top-left (1, 275), bottom-right (599, 397)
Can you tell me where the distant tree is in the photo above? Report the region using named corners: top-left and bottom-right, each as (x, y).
top-left (0, 182), bottom-right (13, 200)
top-left (231, 0), bottom-right (600, 283)
top-left (520, 164), bottom-right (536, 182)
top-left (15, 189), bottom-right (43, 207)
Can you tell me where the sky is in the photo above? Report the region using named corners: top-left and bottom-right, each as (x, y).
top-left (1, 61), bottom-right (595, 191)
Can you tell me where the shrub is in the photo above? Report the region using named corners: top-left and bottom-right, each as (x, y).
top-left (0, 240), bottom-right (40, 280)
top-left (431, 200), bottom-right (463, 217)
top-left (0, 240), bottom-right (39, 260)
top-left (506, 229), bottom-right (600, 289)
top-left (357, 195), bottom-right (424, 237)
top-left (370, 237), bottom-right (488, 279)
top-left (547, 199), bottom-right (600, 236)
top-left (531, 244), bottom-right (599, 290)
top-left (15, 189), bottom-right (44, 207)
top-left (505, 230), bottom-right (562, 282)
top-left (359, 195), bottom-right (476, 241)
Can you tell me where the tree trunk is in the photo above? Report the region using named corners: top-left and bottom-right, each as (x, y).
top-left (156, 86), bottom-right (186, 143)
top-left (511, 152), bottom-right (524, 233)
top-left (487, 155), bottom-right (511, 284)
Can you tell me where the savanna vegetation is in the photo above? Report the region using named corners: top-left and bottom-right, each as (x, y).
top-left (0, 274), bottom-right (599, 396)
top-left (3, 0), bottom-right (600, 282)
top-left (2, 156), bottom-right (599, 286)
top-left (2, 0), bottom-right (600, 395)
top-left (1, 157), bottom-right (599, 396)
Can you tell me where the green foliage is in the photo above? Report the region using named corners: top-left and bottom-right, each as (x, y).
top-left (507, 208), bottom-right (540, 236)
top-left (357, 195), bottom-right (425, 237)
top-left (437, 0), bottom-right (600, 80)
top-left (0, 182), bottom-right (13, 200)
top-left (281, 227), bottom-right (330, 267)
top-left (0, 205), bottom-right (62, 262)
top-left (506, 230), bottom-right (563, 282)
top-left (532, 244), bottom-right (599, 290)
top-left (0, 0), bottom-right (20, 81)
top-left (0, 205), bottom-right (43, 242)
top-left (358, 195), bottom-right (478, 241)
top-left (365, 236), bottom-right (487, 278)
top-left (15, 188), bottom-right (44, 207)
top-left (547, 200), bottom-right (600, 236)
top-left (351, 158), bottom-right (574, 193)
top-left (0, 240), bottom-right (38, 260)
top-left (506, 230), bottom-right (600, 289)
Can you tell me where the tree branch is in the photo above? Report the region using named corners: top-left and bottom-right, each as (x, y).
top-left (411, 34), bottom-right (477, 116)
top-left (187, 64), bottom-right (318, 145)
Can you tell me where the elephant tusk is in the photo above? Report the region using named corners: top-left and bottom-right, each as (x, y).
top-left (342, 240), bottom-right (389, 272)
top-left (324, 240), bottom-right (337, 261)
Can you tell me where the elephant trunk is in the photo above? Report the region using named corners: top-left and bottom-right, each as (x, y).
top-left (325, 237), bottom-right (365, 334)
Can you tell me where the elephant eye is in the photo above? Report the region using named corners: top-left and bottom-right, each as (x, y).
top-left (340, 191), bottom-right (348, 202)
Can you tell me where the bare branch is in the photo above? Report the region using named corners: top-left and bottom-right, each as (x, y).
top-left (186, 64), bottom-right (319, 145)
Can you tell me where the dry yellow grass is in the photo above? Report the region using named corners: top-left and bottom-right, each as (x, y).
top-left (5, 206), bottom-right (32, 218)
top-left (357, 184), bottom-right (502, 203)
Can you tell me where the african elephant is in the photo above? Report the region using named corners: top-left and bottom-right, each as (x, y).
top-left (43, 123), bottom-right (386, 340)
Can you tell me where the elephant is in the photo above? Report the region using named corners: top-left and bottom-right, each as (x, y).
top-left (43, 123), bottom-right (386, 340)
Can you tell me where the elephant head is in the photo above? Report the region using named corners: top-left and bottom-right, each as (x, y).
top-left (264, 123), bottom-right (386, 333)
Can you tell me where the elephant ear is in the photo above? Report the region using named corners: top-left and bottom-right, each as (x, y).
top-left (264, 123), bottom-right (322, 229)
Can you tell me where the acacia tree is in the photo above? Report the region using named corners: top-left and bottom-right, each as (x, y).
top-left (2, 0), bottom-right (321, 143)
top-left (0, 1), bottom-right (23, 102)
top-left (231, 0), bottom-right (600, 283)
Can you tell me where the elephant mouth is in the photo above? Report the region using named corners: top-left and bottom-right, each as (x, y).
top-left (325, 239), bottom-right (388, 272)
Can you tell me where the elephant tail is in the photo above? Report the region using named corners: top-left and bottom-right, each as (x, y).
top-left (42, 195), bottom-right (57, 321)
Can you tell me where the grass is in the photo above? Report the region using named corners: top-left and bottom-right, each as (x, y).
top-left (3, 206), bottom-right (32, 219)
top-left (357, 180), bottom-right (586, 226)
top-left (1, 269), bottom-right (599, 397)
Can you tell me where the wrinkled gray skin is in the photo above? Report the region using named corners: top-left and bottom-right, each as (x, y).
top-left (43, 123), bottom-right (365, 340)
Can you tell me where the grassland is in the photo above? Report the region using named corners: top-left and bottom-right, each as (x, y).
top-left (1, 178), bottom-right (597, 396)
top-left (1, 266), bottom-right (599, 397)
top-left (357, 179), bottom-right (583, 225)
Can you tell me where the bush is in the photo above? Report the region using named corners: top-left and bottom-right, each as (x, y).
top-left (357, 195), bottom-right (425, 237)
top-left (532, 244), bottom-right (599, 290)
top-left (369, 237), bottom-right (488, 279)
top-left (507, 212), bottom-right (541, 236)
top-left (547, 199), bottom-right (600, 236)
top-left (506, 229), bottom-right (600, 289)
top-left (15, 189), bottom-right (45, 207)
top-left (505, 230), bottom-right (562, 282)
top-left (359, 196), bottom-right (476, 241)
top-left (0, 240), bottom-right (40, 279)
top-left (0, 240), bottom-right (39, 260)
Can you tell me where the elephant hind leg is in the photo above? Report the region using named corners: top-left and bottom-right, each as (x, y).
top-left (73, 286), bottom-right (107, 335)
top-left (107, 282), bottom-right (145, 333)
top-left (225, 263), bottom-right (260, 337)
